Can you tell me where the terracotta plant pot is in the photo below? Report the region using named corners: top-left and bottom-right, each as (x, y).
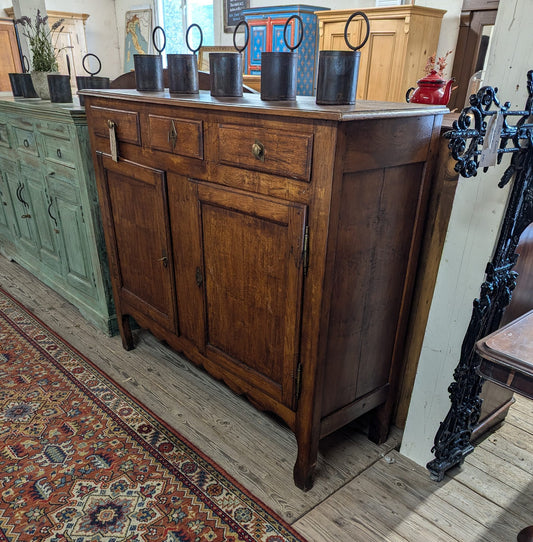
top-left (31, 71), bottom-right (58, 100)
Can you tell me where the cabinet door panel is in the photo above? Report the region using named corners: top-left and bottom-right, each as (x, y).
top-left (247, 21), bottom-right (268, 72)
top-left (6, 164), bottom-right (40, 258)
top-left (97, 153), bottom-right (176, 332)
top-left (47, 176), bottom-right (94, 297)
top-left (0, 160), bottom-right (15, 239)
top-left (194, 182), bottom-right (306, 407)
top-left (21, 165), bottom-right (62, 273)
top-left (357, 18), bottom-right (406, 101)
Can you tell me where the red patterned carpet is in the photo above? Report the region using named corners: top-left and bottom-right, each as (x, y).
top-left (0, 289), bottom-right (307, 541)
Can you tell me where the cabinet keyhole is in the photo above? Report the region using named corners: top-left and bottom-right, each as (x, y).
top-left (195, 267), bottom-right (203, 287)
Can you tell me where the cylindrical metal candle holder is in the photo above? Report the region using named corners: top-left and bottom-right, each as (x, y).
top-left (168, 24), bottom-right (203, 94)
top-left (261, 15), bottom-right (303, 101)
top-left (134, 26), bottom-right (166, 92)
top-left (19, 73), bottom-right (39, 98)
top-left (316, 11), bottom-right (370, 106)
top-left (210, 20), bottom-right (249, 98)
top-left (8, 73), bottom-right (25, 97)
top-left (48, 74), bottom-right (73, 103)
top-left (76, 53), bottom-right (110, 105)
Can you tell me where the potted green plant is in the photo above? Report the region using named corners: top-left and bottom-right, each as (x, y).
top-left (15, 10), bottom-right (65, 100)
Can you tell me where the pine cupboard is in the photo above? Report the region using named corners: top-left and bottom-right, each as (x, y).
top-left (316, 5), bottom-right (446, 103)
top-left (82, 89), bottom-right (445, 489)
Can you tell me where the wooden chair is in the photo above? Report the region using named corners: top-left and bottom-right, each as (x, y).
top-left (110, 69), bottom-right (257, 93)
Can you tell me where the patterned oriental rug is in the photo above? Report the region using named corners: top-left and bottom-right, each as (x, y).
top-left (0, 289), bottom-right (307, 542)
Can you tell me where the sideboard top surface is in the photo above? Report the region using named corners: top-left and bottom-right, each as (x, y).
top-left (80, 89), bottom-right (447, 122)
top-left (0, 94), bottom-right (85, 121)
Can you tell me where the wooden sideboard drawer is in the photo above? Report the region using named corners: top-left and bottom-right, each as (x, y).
top-left (148, 114), bottom-right (203, 160)
top-left (88, 105), bottom-right (141, 146)
top-left (42, 135), bottom-right (77, 169)
top-left (217, 123), bottom-right (313, 182)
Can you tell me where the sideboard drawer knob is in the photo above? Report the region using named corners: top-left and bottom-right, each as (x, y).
top-left (251, 140), bottom-right (265, 162)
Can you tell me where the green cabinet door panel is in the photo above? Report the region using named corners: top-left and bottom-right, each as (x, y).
top-left (0, 161), bottom-right (14, 240)
top-left (47, 175), bottom-right (95, 297)
top-left (5, 163), bottom-right (40, 258)
top-left (20, 164), bottom-right (63, 273)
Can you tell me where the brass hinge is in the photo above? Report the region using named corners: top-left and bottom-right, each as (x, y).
top-left (295, 363), bottom-right (303, 403)
top-left (302, 225), bottom-right (309, 277)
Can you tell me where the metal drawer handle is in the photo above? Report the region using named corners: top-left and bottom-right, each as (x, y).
top-left (17, 183), bottom-right (29, 208)
top-left (23, 138), bottom-right (30, 148)
top-left (47, 197), bottom-right (58, 229)
top-left (57, 148), bottom-right (62, 158)
top-left (252, 140), bottom-right (265, 162)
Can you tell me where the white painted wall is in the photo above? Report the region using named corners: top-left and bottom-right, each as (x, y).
top-left (401, 0), bottom-right (533, 467)
top-left (415, 0), bottom-right (462, 79)
top-left (47, 0), bottom-right (122, 78)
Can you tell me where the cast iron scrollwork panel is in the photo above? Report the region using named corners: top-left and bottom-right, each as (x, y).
top-left (427, 70), bottom-right (533, 481)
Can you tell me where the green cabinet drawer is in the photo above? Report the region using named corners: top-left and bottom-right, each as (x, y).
top-left (12, 126), bottom-right (39, 157)
top-left (42, 135), bottom-right (77, 169)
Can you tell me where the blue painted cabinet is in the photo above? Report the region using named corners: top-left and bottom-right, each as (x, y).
top-left (0, 98), bottom-right (116, 335)
top-left (242, 4), bottom-right (329, 96)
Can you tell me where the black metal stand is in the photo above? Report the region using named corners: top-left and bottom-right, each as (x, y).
top-left (427, 70), bottom-right (533, 481)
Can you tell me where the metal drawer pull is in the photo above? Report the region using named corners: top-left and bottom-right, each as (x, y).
top-left (158, 256), bottom-right (168, 267)
top-left (23, 138), bottom-right (30, 148)
top-left (47, 198), bottom-right (58, 231)
top-left (251, 140), bottom-right (265, 162)
top-left (17, 183), bottom-right (29, 208)
top-left (57, 148), bottom-right (62, 158)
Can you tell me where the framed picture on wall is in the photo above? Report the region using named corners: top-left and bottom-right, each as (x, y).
top-left (224, 0), bottom-right (250, 33)
top-left (124, 8), bottom-right (153, 72)
top-left (198, 46), bottom-right (236, 72)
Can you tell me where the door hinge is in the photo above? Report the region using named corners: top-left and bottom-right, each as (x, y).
top-left (295, 363), bottom-right (303, 403)
top-left (302, 225), bottom-right (309, 277)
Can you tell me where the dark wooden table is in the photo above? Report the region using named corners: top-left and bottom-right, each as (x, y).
top-left (475, 310), bottom-right (533, 542)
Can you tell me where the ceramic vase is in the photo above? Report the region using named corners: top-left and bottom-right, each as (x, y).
top-left (31, 71), bottom-right (58, 100)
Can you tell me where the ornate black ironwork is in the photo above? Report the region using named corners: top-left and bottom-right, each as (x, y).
top-left (427, 70), bottom-right (533, 481)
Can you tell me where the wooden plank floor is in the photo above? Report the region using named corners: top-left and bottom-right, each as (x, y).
top-left (1, 254), bottom-right (532, 541)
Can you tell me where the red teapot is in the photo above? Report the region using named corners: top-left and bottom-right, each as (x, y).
top-left (406, 70), bottom-right (454, 105)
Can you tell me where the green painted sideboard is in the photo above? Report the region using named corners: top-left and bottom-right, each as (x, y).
top-left (0, 96), bottom-right (116, 335)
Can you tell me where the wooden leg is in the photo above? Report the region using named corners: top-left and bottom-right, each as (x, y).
top-left (368, 402), bottom-right (391, 444)
top-left (118, 314), bottom-right (134, 351)
top-left (293, 430), bottom-right (320, 491)
top-left (518, 526), bottom-right (533, 542)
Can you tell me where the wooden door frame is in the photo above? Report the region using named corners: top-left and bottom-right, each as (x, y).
top-left (448, 0), bottom-right (499, 111)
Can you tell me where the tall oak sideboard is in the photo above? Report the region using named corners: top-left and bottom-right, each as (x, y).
top-left (82, 88), bottom-right (446, 489)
